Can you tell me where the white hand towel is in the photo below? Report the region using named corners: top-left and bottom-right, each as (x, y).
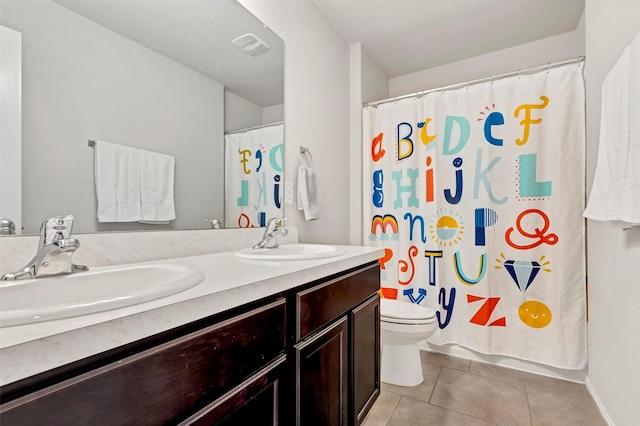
top-left (94, 140), bottom-right (142, 222)
top-left (297, 149), bottom-right (319, 221)
top-left (584, 31), bottom-right (640, 227)
top-left (139, 149), bottom-right (176, 223)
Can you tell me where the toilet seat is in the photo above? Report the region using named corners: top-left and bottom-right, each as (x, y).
top-left (380, 298), bottom-right (436, 323)
top-left (381, 316), bottom-right (436, 325)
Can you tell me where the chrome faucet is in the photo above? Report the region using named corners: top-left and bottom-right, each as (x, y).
top-left (1, 215), bottom-right (88, 280)
top-left (252, 217), bottom-right (288, 249)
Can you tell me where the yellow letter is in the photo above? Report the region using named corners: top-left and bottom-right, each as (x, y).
top-left (420, 118), bottom-right (436, 146)
top-left (239, 148), bottom-right (252, 174)
top-left (514, 96), bottom-right (549, 146)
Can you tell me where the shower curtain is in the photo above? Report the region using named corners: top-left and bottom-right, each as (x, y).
top-left (225, 123), bottom-right (284, 228)
top-left (362, 63), bottom-right (586, 369)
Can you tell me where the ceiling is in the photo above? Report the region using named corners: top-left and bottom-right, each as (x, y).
top-left (312, 0), bottom-right (585, 78)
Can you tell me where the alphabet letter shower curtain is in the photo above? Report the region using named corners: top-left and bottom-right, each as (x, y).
top-left (362, 63), bottom-right (586, 369)
top-left (225, 123), bottom-right (284, 228)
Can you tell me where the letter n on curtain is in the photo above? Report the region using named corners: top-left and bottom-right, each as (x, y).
top-left (362, 63), bottom-right (587, 369)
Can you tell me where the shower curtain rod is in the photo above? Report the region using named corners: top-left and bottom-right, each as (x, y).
top-left (364, 56), bottom-right (585, 108)
top-left (225, 121), bottom-right (283, 135)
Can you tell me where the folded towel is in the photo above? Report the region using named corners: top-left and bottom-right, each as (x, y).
top-left (139, 149), bottom-right (176, 222)
top-left (297, 148), bottom-right (319, 220)
top-left (95, 140), bottom-right (142, 222)
top-left (584, 32), bottom-right (640, 227)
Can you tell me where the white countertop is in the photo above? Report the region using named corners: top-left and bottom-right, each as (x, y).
top-left (0, 244), bottom-right (383, 387)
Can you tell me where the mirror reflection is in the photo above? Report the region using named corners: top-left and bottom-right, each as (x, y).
top-left (0, 0), bottom-right (284, 234)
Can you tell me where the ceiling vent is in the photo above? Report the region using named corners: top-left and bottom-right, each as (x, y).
top-left (231, 33), bottom-right (270, 56)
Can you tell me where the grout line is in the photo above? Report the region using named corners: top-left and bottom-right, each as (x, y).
top-left (524, 386), bottom-right (533, 426)
top-left (384, 394), bottom-right (402, 426)
top-left (427, 363), bottom-right (444, 403)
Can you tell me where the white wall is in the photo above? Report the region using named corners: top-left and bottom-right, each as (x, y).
top-left (361, 47), bottom-right (390, 105)
top-left (584, 1), bottom-right (640, 425)
top-left (224, 91), bottom-right (263, 132)
top-left (225, 91), bottom-right (283, 134)
top-left (263, 103), bottom-right (284, 124)
top-left (1, 0), bottom-right (225, 234)
top-left (239, 0), bottom-right (351, 244)
top-left (349, 44), bottom-right (389, 245)
top-left (389, 13), bottom-right (585, 96)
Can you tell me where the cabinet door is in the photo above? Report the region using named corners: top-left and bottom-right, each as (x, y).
top-left (295, 316), bottom-right (349, 426)
top-left (351, 295), bottom-right (380, 425)
top-left (180, 355), bottom-right (286, 426)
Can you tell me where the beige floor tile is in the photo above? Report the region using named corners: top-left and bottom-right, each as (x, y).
top-left (430, 367), bottom-right (531, 426)
top-left (469, 361), bottom-right (560, 393)
top-left (381, 362), bottom-right (442, 403)
top-left (361, 390), bottom-right (402, 426)
top-left (527, 386), bottom-right (607, 426)
top-left (367, 353), bottom-right (604, 426)
top-left (420, 351), bottom-right (471, 372)
top-left (387, 396), bottom-right (498, 426)
top-left (553, 377), bottom-right (592, 396)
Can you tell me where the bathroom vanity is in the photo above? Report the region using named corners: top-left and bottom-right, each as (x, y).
top-left (0, 245), bottom-right (382, 425)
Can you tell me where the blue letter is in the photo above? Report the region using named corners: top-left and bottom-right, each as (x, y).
top-left (442, 116), bottom-right (470, 155)
top-left (484, 111), bottom-right (504, 146)
top-left (519, 154), bottom-right (552, 197)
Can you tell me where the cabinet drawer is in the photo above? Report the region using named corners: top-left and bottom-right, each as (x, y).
top-left (0, 298), bottom-right (286, 426)
top-left (295, 263), bottom-right (379, 341)
top-left (180, 354), bottom-right (287, 426)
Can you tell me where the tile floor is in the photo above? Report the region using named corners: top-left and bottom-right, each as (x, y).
top-left (362, 351), bottom-right (607, 426)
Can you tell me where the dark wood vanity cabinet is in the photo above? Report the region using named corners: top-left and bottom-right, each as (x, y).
top-left (0, 298), bottom-right (287, 426)
top-left (292, 262), bottom-right (380, 426)
top-left (0, 261), bottom-right (380, 426)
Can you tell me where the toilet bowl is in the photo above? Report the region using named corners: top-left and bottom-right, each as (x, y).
top-left (380, 298), bottom-right (437, 386)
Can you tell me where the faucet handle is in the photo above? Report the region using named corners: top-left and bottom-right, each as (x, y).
top-left (268, 217), bottom-right (287, 227)
top-left (39, 215), bottom-right (75, 247)
top-left (205, 218), bottom-right (223, 229)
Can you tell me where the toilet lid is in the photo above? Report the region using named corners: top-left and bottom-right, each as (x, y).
top-left (380, 298), bottom-right (436, 321)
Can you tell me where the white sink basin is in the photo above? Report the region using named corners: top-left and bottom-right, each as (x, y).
top-left (0, 263), bottom-right (205, 327)
top-left (235, 243), bottom-right (346, 261)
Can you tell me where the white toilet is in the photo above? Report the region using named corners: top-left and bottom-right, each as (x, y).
top-left (380, 298), bottom-right (438, 386)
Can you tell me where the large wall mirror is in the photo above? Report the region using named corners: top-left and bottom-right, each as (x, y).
top-left (0, 0), bottom-right (284, 235)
